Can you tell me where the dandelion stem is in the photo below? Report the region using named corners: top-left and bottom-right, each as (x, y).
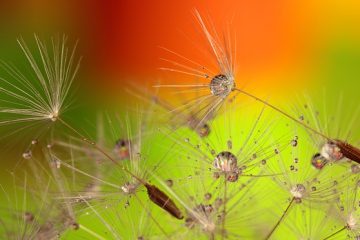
top-left (79, 224), bottom-right (106, 240)
top-left (233, 88), bottom-right (331, 141)
top-left (222, 175), bottom-right (228, 240)
top-left (57, 118), bottom-right (146, 184)
top-left (265, 197), bottom-right (295, 240)
top-left (322, 226), bottom-right (347, 240)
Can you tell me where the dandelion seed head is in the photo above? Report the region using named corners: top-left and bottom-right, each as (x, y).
top-left (121, 182), bottom-right (137, 194)
top-left (290, 184), bottom-right (306, 199)
top-left (347, 212), bottom-right (358, 230)
top-left (209, 74), bottom-right (235, 98)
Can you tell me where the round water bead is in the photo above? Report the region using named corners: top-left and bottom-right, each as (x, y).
top-left (213, 151), bottom-right (238, 172)
top-left (321, 142), bottom-right (344, 161)
top-left (121, 182), bottom-right (137, 194)
top-left (226, 171), bottom-right (239, 182)
top-left (22, 150), bottom-right (32, 160)
top-left (196, 123), bottom-right (211, 138)
top-left (290, 184), bottom-right (306, 199)
top-left (311, 153), bottom-right (328, 169)
top-left (209, 74), bottom-right (235, 98)
top-left (24, 212), bottom-right (34, 222)
top-left (114, 139), bottom-right (131, 160)
top-left (166, 179), bottom-right (174, 187)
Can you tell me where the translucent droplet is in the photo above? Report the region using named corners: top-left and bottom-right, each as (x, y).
top-left (213, 151), bottom-right (238, 172)
top-left (261, 159), bottom-right (267, 165)
top-left (204, 193), bottom-right (212, 200)
top-left (209, 74), bottom-right (235, 98)
top-left (291, 139), bottom-right (298, 147)
top-left (184, 138), bottom-right (190, 143)
top-left (114, 139), bottom-right (130, 160)
top-left (22, 151), bottom-right (32, 160)
top-left (311, 153), bottom-right (327, 170)
top-left (31, 139), bottom-right (38, 145)
top-left (24, 212), bottom-right (34, 222)
top-left (166, 179), bottom-right (173, 187)
top-left (274, 149), bottom-right (279, 154)
top-left (311, 186), bottom-right (316, 191)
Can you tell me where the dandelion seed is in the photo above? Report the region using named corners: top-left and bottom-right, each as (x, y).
top-left (0, 35), bottom-right (80, 127)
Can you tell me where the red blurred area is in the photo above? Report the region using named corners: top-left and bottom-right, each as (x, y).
top-left (0, 0), bottom-right (316, 97)
top-left (83, 0), bottom-right (309, 91)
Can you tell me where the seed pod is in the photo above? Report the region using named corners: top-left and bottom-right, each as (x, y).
top-left (145, 183), bottom-right (184, 220)
top-left (334, 140), bottom-right (360, 164)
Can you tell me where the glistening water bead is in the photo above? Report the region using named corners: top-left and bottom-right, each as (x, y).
top-left (213, 151), bottom-right (237, 172)
top-left (114, 139), bottom-right (131, 160)
top-left (311, 153), bottom-right (328, 169)
top-left (209, 74), bottom-right (235, 98)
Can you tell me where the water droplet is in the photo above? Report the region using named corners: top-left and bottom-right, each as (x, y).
top-left (291, 139), bottom-right (298, 147)
top-left (22, 151), bottom-right (32, 160)
top-left (209, 74), bottom-right (235, 98)
top-left (166, 179), bottom-right (173, 187)
top-left (213, 151), bottom-right (238, 172)
top-left (227, 140), bottom-right (232, 150)
top-left (261, 159), bottom-right (267, 165)
top-left (204, 193), bottom-right (212, 200)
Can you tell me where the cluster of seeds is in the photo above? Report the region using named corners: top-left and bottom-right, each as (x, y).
top-left (0, 11), bottom-right (360, 240)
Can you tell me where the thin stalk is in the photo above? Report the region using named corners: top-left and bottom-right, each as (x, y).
top-left (222, 175), bottom-right (228, 240)
top-left (265, 197), bottom-right (295, 240)
top-left (322, 226), bottom-right (347, 240)
top-left (233, 88), bottom-right (331, 141)
top-left (80, 224), bottom-right (106, 240)
top-left (134, 194), bottom-right (170, 239)
top-left (58, 118), bottom-right (145, 184)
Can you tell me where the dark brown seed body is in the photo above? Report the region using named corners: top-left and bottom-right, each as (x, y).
top-left (145, 183), bottom-right (184, 220)
top-left (334, 139), bottom-right (360, 164)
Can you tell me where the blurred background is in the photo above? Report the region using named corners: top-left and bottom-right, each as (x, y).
top-left (0, 0), bottom-right (359, 188)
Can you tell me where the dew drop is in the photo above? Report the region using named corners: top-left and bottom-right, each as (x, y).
top-left (204, 193), bottom-right (212, 200)
top-left (22, 151), bottom-right (32, 160)
top-left (166, 179), bottom-right (173, 187)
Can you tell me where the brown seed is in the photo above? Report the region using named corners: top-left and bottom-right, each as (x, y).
top-left (334, 140), bottom-right (360, 164)
top-left (145, 183), bottom-right (183, 220)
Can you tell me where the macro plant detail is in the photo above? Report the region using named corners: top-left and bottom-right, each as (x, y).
top-left (0, 7), bottom-right (359, 240)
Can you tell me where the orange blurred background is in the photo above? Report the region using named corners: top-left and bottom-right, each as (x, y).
top-left (1, 0), bottom-right (360, 99)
